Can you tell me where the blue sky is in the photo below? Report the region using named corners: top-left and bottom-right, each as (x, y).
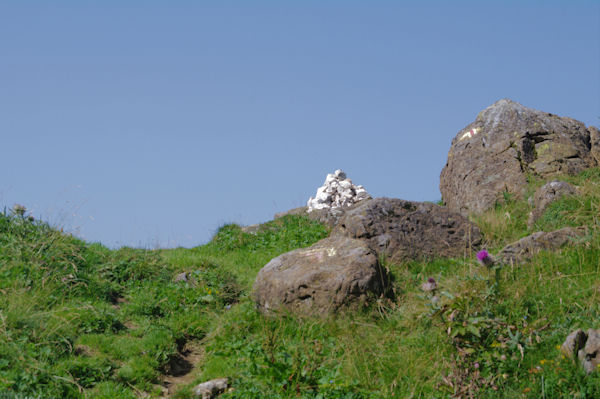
top-left (1, 1), bottom-right (598, 248)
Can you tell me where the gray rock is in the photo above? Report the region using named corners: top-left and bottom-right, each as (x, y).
top-left (241, 223), bottom-right (262, 234)
top-left (561, 329), bottom-right (588, 360)
top-left (252, 235), bottom-right (386, 315)
top-left (174, 272), bottom-right (188, 283)
top-left (440, 99), bottom-right (598, 215)
top-left (334, 197), bottom-right (482, 262)
top-left (193, 378), bottom-right (229, 398)
top-left (497, 227), bottom-right (587, 265)
top-left (578, 329), bottom-right (600, 374)
top-left (528, 181), bottom-right (577, 228)
top-left (561, 329), bottom-right (600, 374)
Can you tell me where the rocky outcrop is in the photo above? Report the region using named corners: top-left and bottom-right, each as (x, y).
top-left (562, 329), bottom-right (600, 374)
top-left (590, 126), bottom-right (600, 165)
top-left (334, 197), bottom-right (482, 262)
top-left (497, 227), bottom-right (587, 265)
top-left (252, 236), bottom-right (386, 315)
top-left (440, 99), bottom-right (598, 215)
top-left (528, 181), bottom-right (577, 228)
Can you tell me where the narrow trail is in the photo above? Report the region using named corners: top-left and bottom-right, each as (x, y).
top-left (161, 341), bottom-right (205, 397)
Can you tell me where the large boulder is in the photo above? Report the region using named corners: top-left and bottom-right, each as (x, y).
top-left (334, 198), bottom-right (482, 262)
top-left (496, 227), bottom-right (587, 265)
top-left (440, 99), bottom-right (598, 215)
top-left (252, 236), bottom-right (386, 315)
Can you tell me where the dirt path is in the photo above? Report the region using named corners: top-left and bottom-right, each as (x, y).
top-left (161, 341), bottom-right (205, 397)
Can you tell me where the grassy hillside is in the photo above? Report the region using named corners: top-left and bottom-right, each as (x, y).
top-left (1, 168), bottom-right (600, 398)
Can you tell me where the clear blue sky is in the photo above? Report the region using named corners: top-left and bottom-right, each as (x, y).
top-left (1, 1), bottom-right (598, 248)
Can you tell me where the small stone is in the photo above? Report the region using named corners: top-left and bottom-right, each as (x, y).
top-left (193, 378), bottom-right (229, 399)
top-left (561, 329), bottom-right (587, 360)
top-left (578, 329), bottom-right (600, 374)
top-left (174, 272), bottom-right (188, 283)
top-left (339, 180), bottom-right (352, 190)
top-left (334, 169), bottom-right (347, 179)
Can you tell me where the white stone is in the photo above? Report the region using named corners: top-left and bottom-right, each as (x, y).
top-left (334, 169), bottom-right (346, 179)
top-left (307, 169), bottom-right (371, 213)
top-left (339, 180), bottom-right (352, 190)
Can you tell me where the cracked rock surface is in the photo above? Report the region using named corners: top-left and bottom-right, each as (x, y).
top-left (334, 197), bottom-right (482, 263)
top-left (440, 98), bottom-right (599, 215)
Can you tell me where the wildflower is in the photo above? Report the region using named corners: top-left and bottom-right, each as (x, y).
top-left (12, 204), bottom-right (26, 217)
top-left (473, 362), bottom-right (480, 370)
top-left (421, 277), bottom-right (437, 293)
top-left (476, 250), bottom-right (494, 267)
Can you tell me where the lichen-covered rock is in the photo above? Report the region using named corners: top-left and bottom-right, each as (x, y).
top-left (528, 181), bottom-right (577, 228)
top-left (334, 197), bottom-right (482, 262)
top-left (252, 236), bottom-right (386, 315)
top-left (497, 227), bottom-right (587, 265)
top-left (440, 99), bottom-right (598, 215)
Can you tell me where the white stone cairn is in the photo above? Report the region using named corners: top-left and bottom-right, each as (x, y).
top-left (307, 169), bottom-right (371, 212)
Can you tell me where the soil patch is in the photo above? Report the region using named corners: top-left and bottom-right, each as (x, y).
top-left (161, 340), bottom-right (205, 397)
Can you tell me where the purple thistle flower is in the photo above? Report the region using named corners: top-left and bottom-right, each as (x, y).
top-left (421, 277), bottom-right (437, 292)
top-left (477, 250), bottom-right (494, 267)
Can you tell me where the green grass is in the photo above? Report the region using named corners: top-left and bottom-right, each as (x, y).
top-left (1, 167), bottom-right (600, 398)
